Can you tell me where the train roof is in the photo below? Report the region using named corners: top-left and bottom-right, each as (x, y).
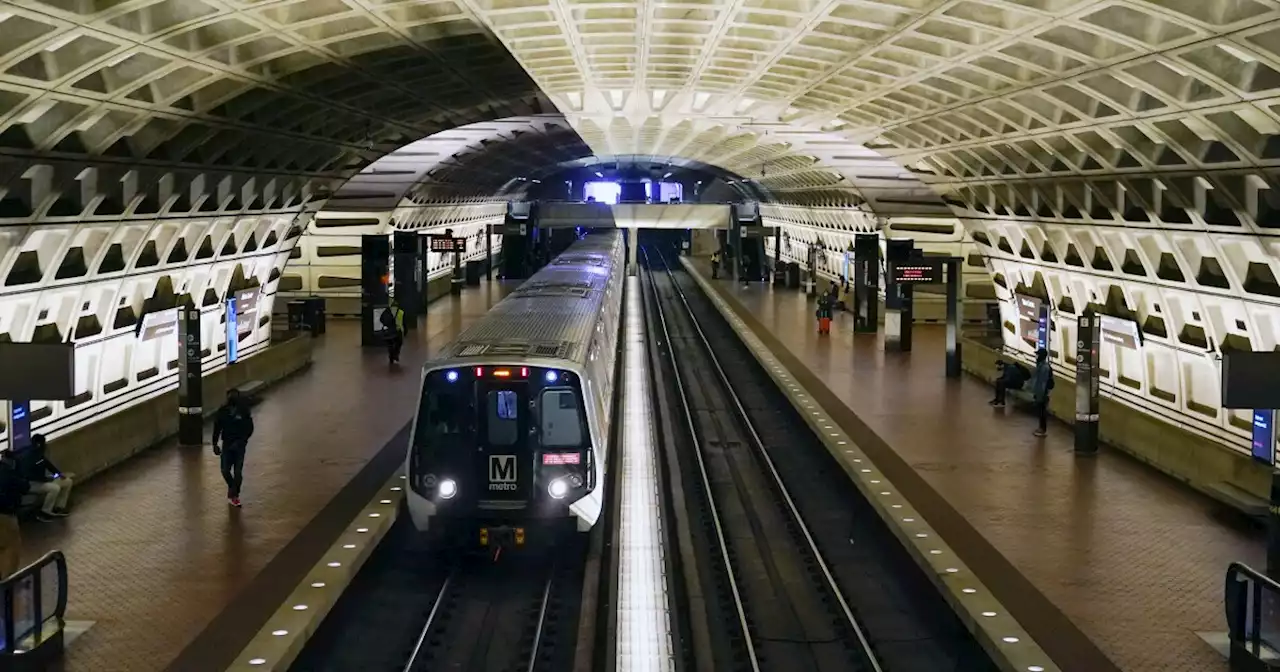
top-left (434, 230), bottom-right (623, 366)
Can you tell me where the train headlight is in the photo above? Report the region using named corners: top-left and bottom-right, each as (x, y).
top-left (548, 478), bottom-right (569, 500)
top-left (544, 370), bottom-right (559, 384)
top-left (438, 479), bottom-right (458, 500)
top-left (445, 370), bottom-right (459, 383)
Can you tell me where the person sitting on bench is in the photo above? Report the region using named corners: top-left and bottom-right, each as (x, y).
top-left (990, 359), bottom-right (1031, 408)
top-left (18, 434), bottom-right (73, 522)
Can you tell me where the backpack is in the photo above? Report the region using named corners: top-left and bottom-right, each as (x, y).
top-left (379, 307), bottom-right (396, 330)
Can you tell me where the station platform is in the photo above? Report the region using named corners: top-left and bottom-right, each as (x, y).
top-left (18, 283), bottom-right (509, 672)
top-left (688, 265), bottom-right (1262, 672)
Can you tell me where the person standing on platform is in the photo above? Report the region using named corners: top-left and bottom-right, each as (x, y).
top-left (380, 299), bottom-right (406, 365)
top-left (711, 250), bottom-right (722, 279)
top-left (212, 388), bottom-right (255, 507)
top-left (0, 451), bottom-right (29, 578)
top-left (18, 435), bottom-right (73, 521)
top-left (815, 290), bottom-right (834, 335)
top-left (1030, 348), bottom-right (1054, 437)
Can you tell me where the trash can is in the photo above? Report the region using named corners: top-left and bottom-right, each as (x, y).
top-left (465, 260), bottom-right (482, 286)
top-left (287, 300), bottom-right (306, 334)
top-left (303, 297), bottom-right (326, 336)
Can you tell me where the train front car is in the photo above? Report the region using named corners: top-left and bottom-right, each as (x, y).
top-left (404, 231), bottom-right (624, 550)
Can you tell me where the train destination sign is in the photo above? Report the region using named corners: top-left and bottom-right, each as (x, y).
top-left (891, 261), bottom-right (940, 284)
top-left (429, 236), bottom-right (466, 253)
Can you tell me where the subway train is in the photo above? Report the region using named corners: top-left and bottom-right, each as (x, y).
top-left (404, 230), bottom-right (625, 547)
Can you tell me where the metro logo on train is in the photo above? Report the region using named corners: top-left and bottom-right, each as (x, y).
top-left (489, 455), bottom-right (517, 490)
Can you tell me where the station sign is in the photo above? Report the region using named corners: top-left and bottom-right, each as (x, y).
top-left (429, 236), bottom-right (466, 253)
top-left (9, 400), bottom-right (31, 452)
top-left (138, 307), bottom-right (180, 342)
top-left (1099, 314), bottom-right (1141, 350)
top-left (891, 261), bottom-right (941, 284)
top-left (1016, 294), bottom-right (1046, 347)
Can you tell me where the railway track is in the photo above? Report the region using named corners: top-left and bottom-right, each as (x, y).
top-left (641, 246), bottom-right (996, 672)
top-left (291, 521), bottom-right (586, 672)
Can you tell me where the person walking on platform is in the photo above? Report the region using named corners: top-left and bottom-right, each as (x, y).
top-left (1030, 348), bottom-right (1054, 437)
top-left (0, 451), bottom-right (29, 578)
top-left (212, 388), bottom-right (255, 507)
top-left (711, 250), bottom-right (722, 279)
top-left (18, 435), bottom-right (73, 521)
top-left (380, 299), bottom-right (406, 365)
top-left (815, 290), bottom-right (835, 335)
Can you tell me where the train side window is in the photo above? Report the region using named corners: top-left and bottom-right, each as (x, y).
top-left (487, 390), bottom-right (519, 446)
top-left (540, 388), bottom-right (583, 447)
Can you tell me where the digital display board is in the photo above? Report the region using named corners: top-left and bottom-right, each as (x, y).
top-left (9, 400), bottom-right (31, 452)
top-left (1252, 409), bottom-right (1275, 465)
top-left (1099, 314), bottom-right (1141, 350)
top-left (226, 296), bottom-right (239, 364)
top-left (429, 236), bottom-right (466, 253)
top-left (892, 261), bottom-right (940, 284)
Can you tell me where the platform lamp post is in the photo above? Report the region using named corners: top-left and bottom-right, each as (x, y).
top-left (0, 342), bottom-right (75, 453)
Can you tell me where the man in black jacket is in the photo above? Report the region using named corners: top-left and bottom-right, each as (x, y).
top-left (0, 451), bottom-right (29, 578)
top-left (18, 434), bottom-right (72, 521)
top-left (212, 389), bottom-right (255, 507)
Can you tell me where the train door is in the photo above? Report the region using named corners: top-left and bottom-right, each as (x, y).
top-left (477, 381), bottom-right (532, 503)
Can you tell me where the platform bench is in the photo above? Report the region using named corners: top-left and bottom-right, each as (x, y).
top-left (1206, 482), bottom-right (1268, 522)
top-left (233, 380), bottom-right (267, 406)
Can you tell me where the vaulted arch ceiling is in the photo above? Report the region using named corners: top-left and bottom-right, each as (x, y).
top-left (6, 0), bottom-right (1280, 461)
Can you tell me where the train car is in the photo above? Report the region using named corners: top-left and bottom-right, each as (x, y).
top-left (404, 230), bottom-right (625, 547)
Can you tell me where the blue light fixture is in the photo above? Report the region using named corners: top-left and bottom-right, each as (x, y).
top-left (445, 370), bottom-right (459, 383)
top-left (545, 371), bottom-right (559, 383)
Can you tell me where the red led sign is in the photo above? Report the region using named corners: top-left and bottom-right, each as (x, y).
top-left (542, 453), bottom-right (581, 465)
top-left (429, 236), bottom-right (466, 253)
top-left (892, 262), bottom-right (940, 284)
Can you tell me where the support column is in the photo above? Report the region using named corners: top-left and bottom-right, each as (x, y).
top-left (177, 302), bottom-right (203, 446)
top-left (1074, 312), bottom-right (1102, 454)
top-left (852, 234), bottom-right (878, 333)
top-left (945, 258), bottom-right (962, 378)
top-left (360, 234), bottom-right (390, 347)
top-left (773, 225), bottom-right (782, 283)
top-left (730, 219), bottom-right (742, 282)
top-left (486, 224), bottom-right (493, 277)
top-left (884, 238), bottom-right (913, 351)
top-left (393, 231), bottom-right (419, 331)
top-left (628, 227), bottom-right (638, 275)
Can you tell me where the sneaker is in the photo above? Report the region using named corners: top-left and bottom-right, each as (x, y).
top-left (47, 510), bottom-right (69, 518)
top-left (992, 402), bottom-right (1006, 408)
top-left (1033, 429), bottom-right (1047, 437)
top-left (231, 497), bottom-right (242, 507)
top-left (35, 513), bottom-right (57, 522)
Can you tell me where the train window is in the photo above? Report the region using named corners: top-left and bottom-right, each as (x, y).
top-left (487, 390), bottom-right (519, 446)
top-left (540, 389), bottom-right (583, 447)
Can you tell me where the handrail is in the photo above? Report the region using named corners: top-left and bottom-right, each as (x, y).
top-left (1, 550), bottom-right (68, 655)
top-left (1225, 562), bottom-right (1280, 666)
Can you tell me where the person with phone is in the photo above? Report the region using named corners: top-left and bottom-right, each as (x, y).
top-left (18, 434), bottom-right (73, 521)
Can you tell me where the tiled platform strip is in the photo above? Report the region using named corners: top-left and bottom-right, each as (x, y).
top-left (225, 474), bottom-right (406, 671)
top-left (681, 258), bottom-right (1059, 672)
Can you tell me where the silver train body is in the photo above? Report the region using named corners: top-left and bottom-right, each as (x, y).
top-left (404, 231), bottom-right (625, 539)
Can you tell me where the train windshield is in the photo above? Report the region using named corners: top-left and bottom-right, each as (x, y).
top-left (414, 380), bottom-right (469, 455)
top-left (486, 390), bottom-right (520, 446)
top-left (539, 388), bottom-right (583, 447)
